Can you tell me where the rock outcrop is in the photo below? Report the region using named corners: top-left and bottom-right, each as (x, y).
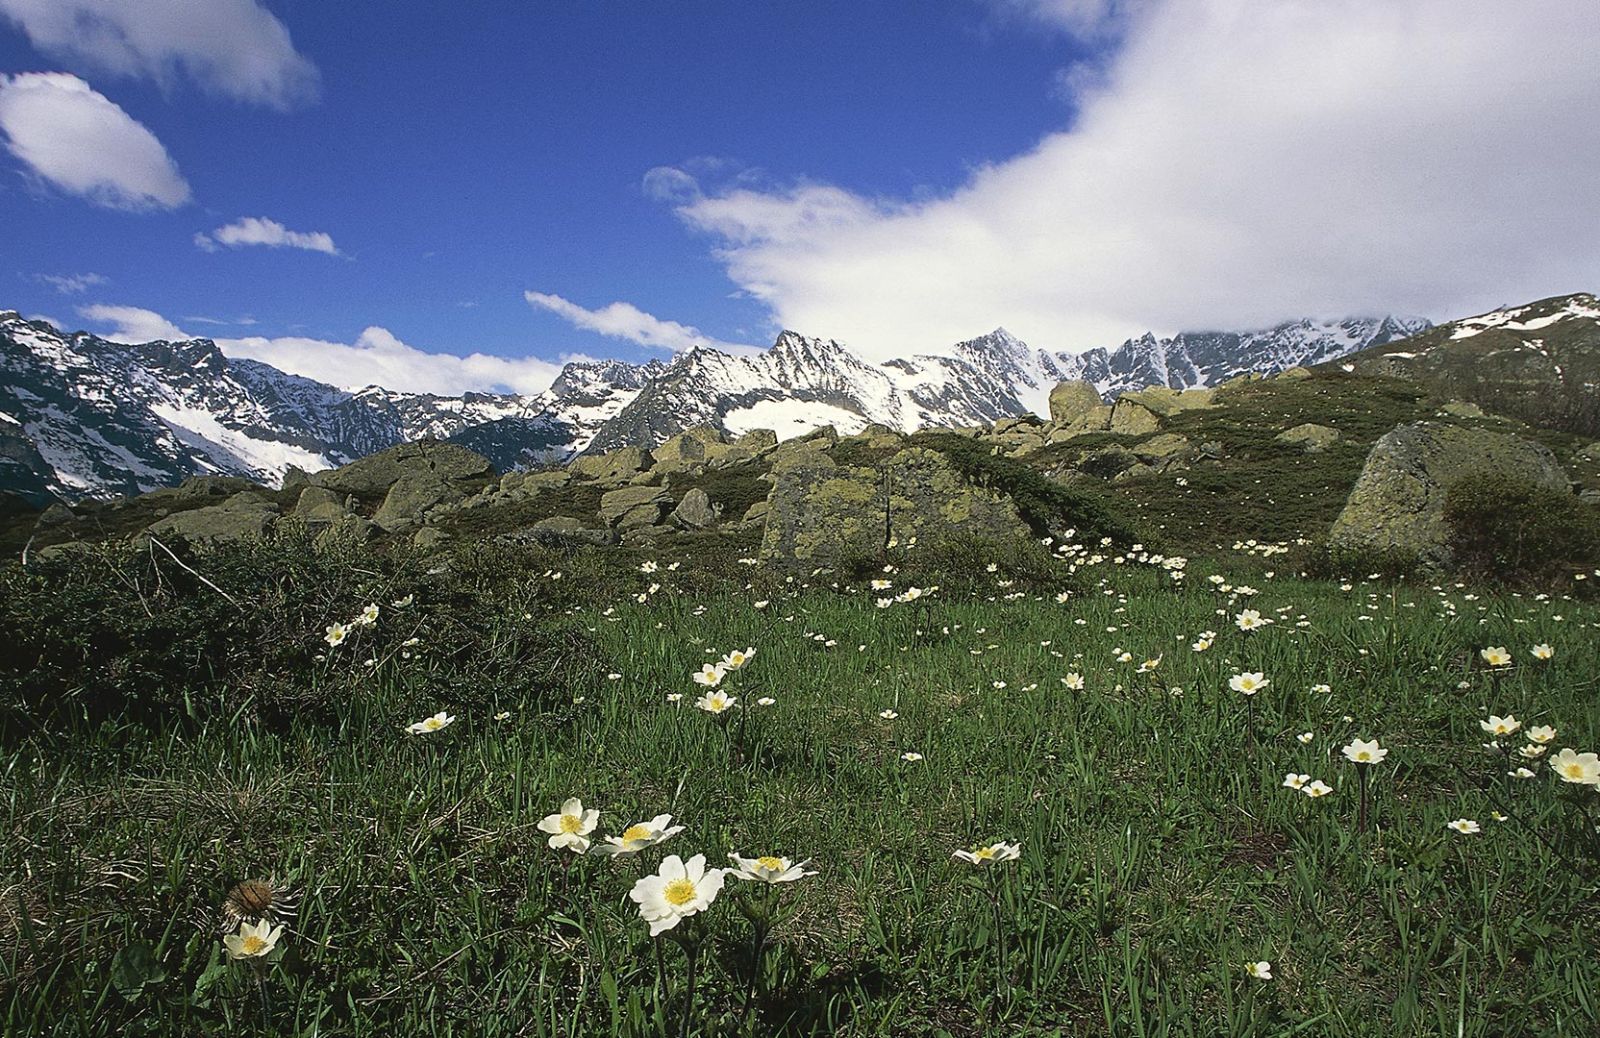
top-left (1329, 422), bottom-right (1570, 566)
top-left (760, 446), bottom-right (1030, 565)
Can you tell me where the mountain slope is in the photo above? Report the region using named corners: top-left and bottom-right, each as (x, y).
top-left (2, 307), bottom-right (1433, 503)
top-left (1333, 293), bottom-right (1600, 435)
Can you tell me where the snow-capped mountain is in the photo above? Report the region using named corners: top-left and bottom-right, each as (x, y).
top-left (0, 307), bottom-right (1430, 503)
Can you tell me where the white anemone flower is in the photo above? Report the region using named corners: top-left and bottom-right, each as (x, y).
top-left (324, 622), bottom-right (349, 648)
top-left (695, 690), bottom-right (737, 714)
top-left (595, 814), bottom-right (685, 857)
top-left (692, 664), bottom-right (725, 688)
top-left (538, 797), bottom-right (599, 853)
top-left (953, 841), bottom-right (1021, 865)
top-left (629, 854), bottom-right (726, 936)
top-left (719, 647), bottom-right (756, 671)
top-left (1342, 738), bottom-right (1388, 765)
top-left (405, 711), bottom-right (455, 735)
top-left (728, 853), bottom-right (816, 883)
top-left (223, 918), bottom-right (284, 960)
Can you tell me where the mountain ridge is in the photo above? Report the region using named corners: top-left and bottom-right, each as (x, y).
top-left (1, 308), bottom-right (1431, 503)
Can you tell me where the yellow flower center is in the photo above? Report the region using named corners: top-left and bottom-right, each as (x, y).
top-left (757, 856), bottom-right (784, 872)
top-left (623, 824), bottom-right (653, 843)
top-left (663, 878), bottom-right (697, 906)
top-left (239, 935), bottom-right (267, 955)
top-left (423, 718), bottom-right (442, 731)
top-left (1561, 763), bottom-right (1582, 779)
top-left (560, 814), bottom-right (583, 833)
top-left (973, 846), bottom-right (996, 860)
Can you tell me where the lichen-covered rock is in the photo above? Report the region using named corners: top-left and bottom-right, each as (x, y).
top-left (670, 487), bottom-right (720, 529)
top-left (570, 446), bottom-right (652, 483)
top-left (1048, 380), bottom-right (1103, 425)
top-left (650, 427), bottom-right (729, 473)
top-left (760, 446), bottom-right (1029, 565)
top-left (372, 472), bottom-right (461, 532)
top-left (1330, 421), bottom-right (1571, 567)
top-left (516, 516), bottom-right (618, 547)
top-left (1133, 433), bottom-right (1192, 463)
top-left (1275, 423), bottom-right (1341, 453)
top-left (311, 441), bottom-right (493, 498)
top-left (710, 428), bottom-right (780, 468)
top-left (598, 484), bottom-right (672, 528)
top-left (1108, 399), bottom-right (1161, 436)
top-left (294, 485), bottom-right (352, 524)
top-left (145, 493), bottom-right (279, 544)
top-left (1119, 386), bottom-right (1216, 417)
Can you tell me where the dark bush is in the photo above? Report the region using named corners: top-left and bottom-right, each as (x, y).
top-left (1444, 470), bottom-right (1600, 585)
top-left (0, 527), bottom-right (600, 740)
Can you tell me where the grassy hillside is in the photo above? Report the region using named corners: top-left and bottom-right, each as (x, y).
top-left (3, 537), bottom-right (1598, 1036)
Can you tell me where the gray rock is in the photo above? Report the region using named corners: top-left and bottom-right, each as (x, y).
top-left (1330, 421), bottom-right (1571, 567)
top-left (570, 447), bottom-right (652, 483)
top-left (598, 484), bottom-right (672, 528)
top-left (518, 516), bottom-right (619, 547)
top-left (760, 446), bottom-right (1030, 565)
top-left (1108, 399), bottom-right (1161, 436)
top-left (670, 487), bottom-right (721, 529)
top-left (312, 442), bottom-right (493, 498)
top-left (1276, 423), bottom-right (1341, 453)
top-left (294, 485), bottom-right (352, 524)
top-left (651, 427), bottom-right (729, 473)
top-left (372, 472), bottom-right (462, 532)
top-left (1048, 380), bottom-right (1104, 425)
top-left (146, 493), bottom-right (279, 545)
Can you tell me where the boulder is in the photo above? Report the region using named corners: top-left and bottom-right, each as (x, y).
top-left (1108, 399), bottom-right (1161, 436)
top-left (1329, 421), bottom-right (1571, 567)
top-left (36, 501), bottom-right (75, 527)
top-left (372, 472), bottom-right (462, 532)
top-left (1277, 366), bottom-right (1313, 380)
top-left (312, 442), bottom-right (493, 498)
top-left (767, 426), bottom-right (839, 467)
top-left (145, 493), bottom-right (279, 545)
top-left (598, 485), bottom-right (672, 528)
top-left (670, 487), bottom-right (720, 529)
top-left (1120, 386), bottom-right (1216, 417)
top-left (1133, 433), bottom-right (1192, 463)
top-left (1439, 401), bottom-right (1488, 420)
top-left (650, 427), bottom-right (729, 473)
top-left (293, 485), bottom-right (352, 524)
top-left (1048, 380), bottom-right (1104, 425)
top-left (1275, 423), bottom-right (1341, 453)
top-left (711, 428), bottom-right (779, 468)
top-left (760, 446), bottom-right (1030, 565)
top-left (412, 527), bottom-right (451, 552)
top-left (570, 446), bottom-right (653, 483)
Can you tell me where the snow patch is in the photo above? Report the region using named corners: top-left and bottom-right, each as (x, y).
top-left (721, 399), bottom-right (870, 440)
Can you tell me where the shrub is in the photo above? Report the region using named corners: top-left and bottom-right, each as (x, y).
top-left (1444, 470), bottom-right (1600, 585)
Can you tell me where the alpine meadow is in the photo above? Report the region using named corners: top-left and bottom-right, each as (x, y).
top-left (3, 2), bottom-right (1600, 1037)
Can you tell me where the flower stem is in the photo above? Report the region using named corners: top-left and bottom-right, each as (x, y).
top-left (742, 921), bottom-right (769, 1031)
top-left (678, 937), bottom-right (700, 1038)
top-left (1357, 765), bottom-right (1370, 834)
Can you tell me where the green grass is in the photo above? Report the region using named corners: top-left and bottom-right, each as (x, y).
top-left (3, 543), bottom-right (1600, 1037)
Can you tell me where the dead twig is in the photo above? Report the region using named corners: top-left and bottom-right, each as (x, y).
top-left (145, 535), bottom-right (243, 610)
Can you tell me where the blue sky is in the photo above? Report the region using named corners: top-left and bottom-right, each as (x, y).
top-left (1, 1), bottom-right (1597, 394)
top-left (0, 1), bottom-right (1090, 383)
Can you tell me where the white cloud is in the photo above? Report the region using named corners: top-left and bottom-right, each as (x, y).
top-left (525, 291), bottom-right (753, 353)
top-left (78, 304), bottom-right (561, 396)
top-left (195, 216), bottom-right (340, 256)
top-left (35, 271), bottom-right (108, 294)
top-left (0, 72), bottom-right (190, 211)
top-left (78, 303), bottom-right (188, 342)
top-left (662, 0), bottom-right (1600, 358)
top-left (0, 0), bottom-right (319, 109)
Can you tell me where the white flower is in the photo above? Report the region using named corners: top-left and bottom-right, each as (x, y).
top-left (640, 561), bottom-right (658, 573)
top-left (953, 841), bottom-right (1021, 865)
top-left (1479, 646), bottom-right (1512, 667)
top-left (879, 709), bottom-right (899, 720)
top-left (538, 797), bottom-right (599, 853)
top-left (1310, 683), bottom-right (1332, 696)
top-left (1527, 725), bottom-right (1556, 745)
top-left (1245, 961), bottom-right (1272, 981)
top-left (695, 690), bottom-right (737, 714)
top-left (719, 647), bottom-right (757, 671)
top-left (1296, 732), bottom-right (1314, 744)
top-left (728, 853), bottom-right (816, 883)
top-left (692, 664), bottom-right (725, 687)
top-left (1235, 609), bottom-right (1270, 631)
top-left (1446, 818), bottom-right (1481, 835)
top-left (1479, 715), bottom-right (1521, 737)
top-left (405, 710), bottom-right (455, 735)
top-left (391, 594), bottom-right (414, 608)
top-left (1551, 748), bottom-right (1600, 786)
top-left (870, 579), bottom-right (893, 591)
top-left (494, 710), bottom-right (511, 721)
top-left (595, 814), bottom-right (685, 856)
top-left (629, 854), bottom-right (726, 936)
top-left (1342, 738), bottom-right (1388, 765)
top-left (324, 622), bottom-right (350, 647)
top-left (1303, 779), bottom-right (1334, 798)
top-left (900, 751), bottom-right (923, 762)
top-left (355, 603), bottom-right (380, 626)
top-left (756, 696), bottom-right (776, 707)
top-left (1282, 773), bottom-right (1310, 790)
top-left (1530, 643), bottom-right (1554, 660)
top-left (1229, 672), bottom-right (1268, 696)
top-left (1062, 673), bottom-right (1084, 690)
top-left (223, 918), bottom-right (284, 960)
